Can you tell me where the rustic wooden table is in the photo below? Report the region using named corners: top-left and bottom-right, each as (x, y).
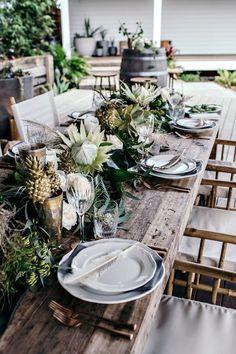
top-left (0, 96), bottom-right (226, 354)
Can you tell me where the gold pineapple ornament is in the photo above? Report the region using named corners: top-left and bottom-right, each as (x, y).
top-left (25, 155), bottom-right (44, 179)
top-left (26, 176), bottom-right (51, 204)
top-left (25, 156), bottom-right (60, 204)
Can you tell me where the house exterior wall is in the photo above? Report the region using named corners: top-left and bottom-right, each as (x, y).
top-left (69, 0), bottom-right (154, 47)
top-left (161, 0), bottom-right (236, 54)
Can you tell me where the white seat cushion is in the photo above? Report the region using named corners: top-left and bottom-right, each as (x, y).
top-left (143, 295), bottom-right (236, 354)
top-left (179, 206), bottom-right (236, 270)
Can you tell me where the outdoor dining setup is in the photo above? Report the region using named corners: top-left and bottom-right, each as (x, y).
top-left (0, 79), bottom-right (236, 354)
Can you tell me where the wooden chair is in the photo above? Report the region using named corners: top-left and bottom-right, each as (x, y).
top-left (11, 91), bottom-right (60, 142)
top-left (173, 171), bottom-right (236, 304)
top-left (143, 194), bottom-right (236, 354)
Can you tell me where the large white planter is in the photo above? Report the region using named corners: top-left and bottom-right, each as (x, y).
top-left (75, 37), bottom-right (95, 57)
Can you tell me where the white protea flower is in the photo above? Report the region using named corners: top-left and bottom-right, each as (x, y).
top-left (62, 201), bottom-right (77, 230)
top-left (57, 122), bottom-right (113, 174)
top-left (121, 82), bottom-right (161, 107)
top-left (160, 88), bottom-right (170, 101)
top-left (106, 135), bottom-right (123, 150)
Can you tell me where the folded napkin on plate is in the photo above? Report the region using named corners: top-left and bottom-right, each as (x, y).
top-left (58, 244), bottom-right (86, 275)
top-left (59, 243), bottom-right (163, 293)
top-left (189, 113), bottom-right (220, 120)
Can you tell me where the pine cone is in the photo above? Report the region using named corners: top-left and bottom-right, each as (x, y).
top-left (25, 155), bottom-right (44, 179)
top-left (26, 175), bottom-right (51, 204)
top-left (59, 150), bottom-right (76, 174)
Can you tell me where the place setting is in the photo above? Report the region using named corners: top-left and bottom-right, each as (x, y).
top-left (140, 149), bottom-right (202, 182)
top-left (57, 238), bottom-right (164, 305)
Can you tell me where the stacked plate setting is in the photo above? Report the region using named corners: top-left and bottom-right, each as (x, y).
top-left (141, 154), bottom-right (202, 180)
top-left (58, 238), bottom-right (165, 304)
top-left (171, 117), bottom-right (216, 134)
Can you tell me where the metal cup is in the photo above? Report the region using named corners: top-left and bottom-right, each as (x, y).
top-left (18, 142), bottom-right (46, 166)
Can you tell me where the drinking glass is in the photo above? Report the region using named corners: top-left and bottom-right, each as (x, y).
top-left (94, 201), bottom-right (118, 238)
top-left (66, 173), bottom-right (95, 242)
top-left (27, 125), bottom-right (47, 143)
top-left (136, 114), bottom-right (155, 144)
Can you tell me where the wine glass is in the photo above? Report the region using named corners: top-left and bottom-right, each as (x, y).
top-left (168, 91), bottom-right (185, 122)
top-left (94, 200), bottom-right (118, 238)
top-left (66, 173), bottom-right (95, 242)
top-left (27, 125), bottom-right (47, 143)
top-left (136, 114), bottom-right (155, 144)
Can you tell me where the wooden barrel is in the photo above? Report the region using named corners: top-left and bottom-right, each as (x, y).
top-left (120, 48), bottom-right (168, 87)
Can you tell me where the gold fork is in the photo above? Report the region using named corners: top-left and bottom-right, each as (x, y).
top-left (53, 309), bottom-right (134, 340)
top-left (49, 300), bottom-right (137, 331)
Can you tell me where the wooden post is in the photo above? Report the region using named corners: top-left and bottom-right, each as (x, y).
top-left (153, 0), bottom-right (163, 47)
top-left (59, 0), bottom-right (72, 58)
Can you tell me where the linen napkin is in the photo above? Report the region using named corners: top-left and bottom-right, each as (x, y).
top-left (58, 244), bottom-right (86, 275)
top-left (137, 258), bottom-right (163, 292)
top-left (189, 113), bottom-right (220, 121)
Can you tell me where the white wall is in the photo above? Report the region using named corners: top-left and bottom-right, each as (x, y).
top-left (69, 0), bottom-right (154, 47)
top-left (161, 0), bottom-right (236, 54)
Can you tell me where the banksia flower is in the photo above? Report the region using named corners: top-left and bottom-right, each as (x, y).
top-left (58, 150), bottom-right (76, 174)
top-left (45, 162), bottom-right (61, 194)
top-left (96, 105), bottom-right (121, 130)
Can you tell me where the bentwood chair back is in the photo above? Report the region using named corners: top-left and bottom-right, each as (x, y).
top-left (174, 166), bottom-right (236, 304)
top-left (143, 191), bottom-right (236, 354)
top-left (11, 91), bottom-right (60, 142)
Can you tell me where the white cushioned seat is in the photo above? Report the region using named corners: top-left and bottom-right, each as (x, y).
top-left (143, 295), bottom-right (236, 354)
top-left (179, 206), bottom-right (236, 270)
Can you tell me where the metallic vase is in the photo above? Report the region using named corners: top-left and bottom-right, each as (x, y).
top-left (40, 190), bottom-right (63, 243)
top-left (18, 143), bottom-right (46, 166)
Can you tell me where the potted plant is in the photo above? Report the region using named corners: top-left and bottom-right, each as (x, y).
top-left (96, 43), bottom-right (104, 57)
top-left (0, 65), bottom-right (33, 139)
top-left (96, 29), bottom-right (109, 56)
top-left (108, 38), bottom-right (118, 56)
top-left (74, 18), bottom-right (102, 57)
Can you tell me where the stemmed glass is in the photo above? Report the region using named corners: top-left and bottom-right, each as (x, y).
top-left (136, 114), bottom-right (155, 144)
top-left (66, 173), bottom-right (95, 242)
top-left (136, 114), bottom-right (155, 159)
top-left (27, 125), bottom-right (47, 143)
top-left (168, 91), bottom-right (185, 122)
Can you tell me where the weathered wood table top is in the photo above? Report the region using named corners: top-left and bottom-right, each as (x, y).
top-left (0, 96), bottom-right (227, 354)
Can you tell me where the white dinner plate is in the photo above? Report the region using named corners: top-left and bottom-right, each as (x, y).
top-left (58, 238), bottom-right (165, 304)
top-left (170, 121), bottom-right (216, 134)
top-left (144, 155), bottom-right (196, 175)
top-left (141, 160), bottom-right (202, 180)
top-left (176, 118), bottom-right (214, 130)
top-left (71, 241), bottom-right (157, 294)
top-left (9, 141), bottom-right (25, 156)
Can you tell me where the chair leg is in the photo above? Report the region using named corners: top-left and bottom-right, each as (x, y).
top-left (186, 272), bottom-right (194, 299)
top-left (167, 268), bottom-right (175, 295)
top-left (108, 76), bottom-right (112, 95)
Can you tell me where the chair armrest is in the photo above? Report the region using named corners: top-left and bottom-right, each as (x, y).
top-left (215, 138), bottom-right (236, 146)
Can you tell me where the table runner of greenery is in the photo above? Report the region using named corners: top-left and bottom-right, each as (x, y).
top-left (0, 83), bottom-right (171, 302)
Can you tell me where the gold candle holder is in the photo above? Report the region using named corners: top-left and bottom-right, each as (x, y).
top-left (39, 190), bottom-right (63, 244)
top-left (18, 143), bottom-right (46, 166)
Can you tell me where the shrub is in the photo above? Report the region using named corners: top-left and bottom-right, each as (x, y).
top-left (0, 0), bottom-right (56, 58)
